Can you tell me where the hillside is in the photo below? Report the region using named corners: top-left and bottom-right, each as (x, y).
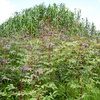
top-left (0, 3), bottom-right (100, 100)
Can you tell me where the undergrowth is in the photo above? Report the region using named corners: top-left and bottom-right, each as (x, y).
top-left (0, 3), bottom-right (100, 100)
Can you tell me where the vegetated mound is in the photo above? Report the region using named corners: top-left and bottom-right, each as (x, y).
top-left (0, 3), bottom-right (100, 100)
top-left (0, 3), bottom-right (99, 37)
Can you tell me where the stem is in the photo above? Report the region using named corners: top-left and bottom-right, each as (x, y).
top-left (20, 76), bottom-right (23, 100)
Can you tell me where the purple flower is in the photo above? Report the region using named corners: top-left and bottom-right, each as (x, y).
top-left (84, 44), bottom-right (89, 48)
top-left (46, 42), bottom-right (54, 48)
top-left (21, 66), bottom-right (29, 72)
top-left (34, 55), bottom-right (39, 60)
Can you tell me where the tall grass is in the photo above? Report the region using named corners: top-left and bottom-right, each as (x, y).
top-left (0, 3), bottom-right (99, 37)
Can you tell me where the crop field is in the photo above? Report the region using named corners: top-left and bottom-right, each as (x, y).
top-left (0, 3), bottom-right (100, 100)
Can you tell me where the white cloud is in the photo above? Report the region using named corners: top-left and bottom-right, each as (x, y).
top-left (0, 0), bottom-right (16, 24)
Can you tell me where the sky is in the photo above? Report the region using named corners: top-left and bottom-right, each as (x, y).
top-left (0, 0), bottom-right (100, 30)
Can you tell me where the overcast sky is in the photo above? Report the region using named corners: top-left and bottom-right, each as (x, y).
top-left (0, 0), bottom-right (100, 30)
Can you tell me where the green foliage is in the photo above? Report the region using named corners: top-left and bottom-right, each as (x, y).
top-left (0, 3), bottom-right (100, 100)
top-left (0, 3), bottom-right (99, 37)
top-left (0, 33), bottom-right (100, 99)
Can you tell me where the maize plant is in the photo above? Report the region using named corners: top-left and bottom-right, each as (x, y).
top-left (0, 3), bottom-right (98, 37)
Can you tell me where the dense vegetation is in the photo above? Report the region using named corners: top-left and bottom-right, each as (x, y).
top-left (0, 3), bottom-right (100, 100)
